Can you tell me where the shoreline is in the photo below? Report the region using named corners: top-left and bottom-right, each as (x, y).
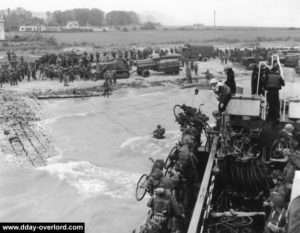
top-left (0, 58), bottom-right (277, 168)
top-left (0, 89), bottom-right (57, 168)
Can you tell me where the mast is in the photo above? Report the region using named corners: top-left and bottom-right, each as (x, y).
top-left (213, 10), bottom-right (216, 42)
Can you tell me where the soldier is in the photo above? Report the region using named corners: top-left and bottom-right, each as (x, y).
top-left (264, 192), bottom-right (287, 233)
top-left (264, 65), bottom-right (285, 122)
top-left (96, 52), bottom-right (100, 63)
top-left (203, 69), bottom-right (213, 84)
top-left (283, 141), bottom-right (300, 185)
top-left (58, 67), bottom-right (64, 83)
top-left (153, 125), bottom-right (165, 139)
top-left (271, 131), bottom-right (292, 160)
top-left (7, 50), bottom-right (11, 62)
top-left (27, 65), bottom-right (31, 82)
top-left (251, 64), bottom-right (262, 95)
top-left (194, 62), bottom-right (198, 76)
top-left (69, 67), bottom-right (75, 82)
top-left (185, 63), bottom-right (192, 83)
top-left (224, 66), bottom-right (236, 95)
top-left (12, 51), bottom-right (17, 62)
top-left (63, 72), bottom-right (69, 87)
top-left (31, 63), bottom-right (37, 80)
top-left (112, 71), bottom-right (117, 84)
top-left (0, 69), bottom-right (5, 87)
top-left (103, 79), bottom-right (111, 98)
top-left (210, 78), bottom-right (232, 112)
top-left (169, 137), bottom-right (199, 218)
top-left (146, 187), bottom-right (184, 233)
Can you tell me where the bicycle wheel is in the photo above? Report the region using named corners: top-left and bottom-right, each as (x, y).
top-left (165, 146), bottom-right (178, 169)
top-left (173, 104), bottom-right (184, 120)
top-left (135, 174), bottom-right (148, 201)
top-left (204, 122), bottom-right (213, 150)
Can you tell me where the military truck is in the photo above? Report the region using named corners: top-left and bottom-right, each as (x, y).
top-left (95, 59), bottom-right (130, 79)
top-left (295, 60), bottom-right (300, 74)
top-left (181, 44), bottom-right (214, 61)
top-left (135, 55), bottom-right (181, 77)
top-left (241, 56), bottom-right (264, 70)
top-left (284, 55), bottom-right (300, 68)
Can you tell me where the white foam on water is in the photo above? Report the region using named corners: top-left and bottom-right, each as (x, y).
top-left (4, 153), bottom-right (18, 164)
top-left (41, 111), bottom-right (97, 125)
top-left (120, 136), bottom-right (149, 148)
top-left (37, 161), bottom-right (140, 199)
top-left (139, 92), bottom-right (164, 97)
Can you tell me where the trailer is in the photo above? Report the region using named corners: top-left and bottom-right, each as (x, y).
top-left (135, 57), bottom-right (181, 77)
top-left (181, 44), bottom-right (214, 61)
top-left (284, 55), bottom-right (300, 68)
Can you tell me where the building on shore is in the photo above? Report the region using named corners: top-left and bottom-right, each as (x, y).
top-left (19, 25), bottom-right (46, 32)
top-left (0, 16), bottom-right (5, 40)
top-left (66, 21), bottom-right (79, 29)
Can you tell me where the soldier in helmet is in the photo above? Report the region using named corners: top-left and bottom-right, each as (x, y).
top-left (210, 78), bottom-right (232, 112)
top-left (146, 186), bottom-right (184, 233)
top-left (264, 192), bottom-right (287, 233)
top-left (153, 125), bottom-right (165, 139)
top-left (224, 66), bottom-right (236, 95)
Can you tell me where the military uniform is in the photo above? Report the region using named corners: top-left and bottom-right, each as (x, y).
top-left (264, 70), bottom-right (285, 121)
top-left (147, 189), bottom-right (183, 233)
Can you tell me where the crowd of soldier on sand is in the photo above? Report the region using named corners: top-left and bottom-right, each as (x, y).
top-left (0, 46), bottom-right (277, 90)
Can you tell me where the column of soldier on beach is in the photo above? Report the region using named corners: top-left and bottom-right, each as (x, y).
top-left (0, 48), bottom-right (180, 89)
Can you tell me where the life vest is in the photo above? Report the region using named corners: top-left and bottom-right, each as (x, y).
top-left (214, 83), bottom-right (231, 102)
top-left (266, 208), bottom-right (286, 233)
top-left (265, 73), bottom-right (282, 90)
top-left (153, 196), bottom-right (170, 223)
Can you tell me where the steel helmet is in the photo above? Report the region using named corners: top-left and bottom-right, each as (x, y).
top-left (154, 187), bottom-right (165, 195)
top-left (210, 78), bottom-right (219, 85)
top-left (284, 123), bottom-right (294, 134)
top-left (224, 65), bottom-right (231, 71)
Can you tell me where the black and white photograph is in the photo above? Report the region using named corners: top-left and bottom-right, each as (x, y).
top-left (0, 0), bottom-right (300, 233)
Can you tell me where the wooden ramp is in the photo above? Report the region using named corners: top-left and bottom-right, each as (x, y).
top-left (36, 92), bottom-right (101, 99)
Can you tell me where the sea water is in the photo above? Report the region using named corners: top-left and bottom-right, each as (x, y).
top-left (0, 86), bottom-right (218, 233)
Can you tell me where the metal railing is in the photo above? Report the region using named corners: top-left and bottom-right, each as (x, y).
top-left (256, 54), bottom-right (286, 121)
top-left (187, 136), bottom-right (219, 233)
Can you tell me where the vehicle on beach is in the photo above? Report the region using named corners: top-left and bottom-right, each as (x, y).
top-left (284, 55), bottom-right (300, 68)
top-left (180, 44), bottom-right (214, 61)
top-left (241, 56), bottom-right (265, 70)
top-left (94, 59), bottom-right (130, 79)
top-left (135, 56), bottom-right (181, 77)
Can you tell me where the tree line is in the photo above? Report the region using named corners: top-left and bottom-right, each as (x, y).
top-left (0, 8), bottom-right (146, 31)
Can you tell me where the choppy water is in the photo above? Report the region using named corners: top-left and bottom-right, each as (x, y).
top-left (0, 85), bottom-right (218, 233)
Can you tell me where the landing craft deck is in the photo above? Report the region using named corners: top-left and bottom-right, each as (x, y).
top-left (187, 95), bottom-right (300, 233)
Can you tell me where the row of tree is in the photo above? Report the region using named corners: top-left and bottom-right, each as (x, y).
top-left (0, 8), bottom-right (147, 31)
top-left (1, 8), bottom-right (44, 31)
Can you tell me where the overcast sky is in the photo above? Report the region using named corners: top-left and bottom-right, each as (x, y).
top-left (0, 0), bottom-right (299, 27)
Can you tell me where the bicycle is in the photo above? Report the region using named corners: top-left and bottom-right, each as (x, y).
top-left (135, 157), bottom-right (155, 201)
top-left (206, 216), bottom-right (256, 233)
top-left (164, 142), bottom-right (182, 175)
top-left (173, 104), bottom-right (212, 150)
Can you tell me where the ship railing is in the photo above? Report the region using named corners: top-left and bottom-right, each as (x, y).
top-left (257, 55), bottom-right (287, 121)
top-left (187, 136), bottom-right (219, 233)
